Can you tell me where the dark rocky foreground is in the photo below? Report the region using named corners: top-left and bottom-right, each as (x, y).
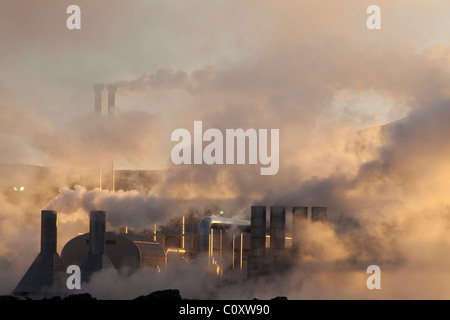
top-left (0, 289), bottom-right (287, 300)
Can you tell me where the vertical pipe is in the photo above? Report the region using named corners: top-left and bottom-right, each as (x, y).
top-left (240, 232), bottom-right (243, 271)
top-left (41, 210), bottom-right (57, 254)
top-left (165, 251), bottom-right (168, 267)
top-left (210, 228), bottom-right (214, 264)
top-left (232, 233), bottom-right (235, 270)
top-left (249, 206), bottom-right (266, 278)
top-left (89, 211), bottom-right (106, 255)
top-left (182, 216), bottom-right (185, 249)
top-left (99, 161), bottom-right (103, 190)
top-left (311, 207), bottom-right (327, 222)
top-left (270, 206), bottom-right (286, 250)
top-left (93, 83), bottom-right (104, 115)
top-left (220, 229), bottom-right (223, 278)
top-left (112, 160), bottom-right (115, 192)
top-left (251, 206), bottom-right (266, 252)
top-left (107, 84), bottom-right (117, 117)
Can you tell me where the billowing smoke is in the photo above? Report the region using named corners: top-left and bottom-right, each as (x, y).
top-left (2, 0), bottom-right (450, 299)
top-left (44, 185), bottom-right (231, 229)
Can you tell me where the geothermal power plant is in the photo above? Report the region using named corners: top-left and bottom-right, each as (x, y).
top-left (13, 206), bottom-right (328, 296)
top-left (12, 85), bottom-right (329, 297)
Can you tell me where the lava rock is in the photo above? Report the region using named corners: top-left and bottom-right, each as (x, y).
top-left (42, 296), bottom-right (62, 300)
top-left (0, 295), bottom-right (30, 300)
top-left (134, 289), bottom-right (182, 301)
top-left (63, 293), bottom-right (97, 300)
top-left (271, 296), bottom-right (288, 300)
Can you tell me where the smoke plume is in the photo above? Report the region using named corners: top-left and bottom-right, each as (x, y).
top-left (2, 0), bottom-right (450, 299)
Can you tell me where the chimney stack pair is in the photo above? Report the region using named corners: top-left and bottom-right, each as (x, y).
top-left (13, 210), bottom-right (114, 296)
top-left (93, 83), bottom-right (116, 116)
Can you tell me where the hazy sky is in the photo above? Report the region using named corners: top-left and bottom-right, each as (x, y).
top-left (1, 0), bottom-right (450, 169)
top-left (3, 1), bottom-right (450, 299)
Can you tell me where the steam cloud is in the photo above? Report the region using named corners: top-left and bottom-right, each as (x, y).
top-left (1, 0), bottom-right (450, 299)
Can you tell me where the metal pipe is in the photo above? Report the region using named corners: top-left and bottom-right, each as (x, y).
top-left (208, 230), bottom-right (211, 267)
top-left (240, 232), bottom-right (243, 270)
top-left (107, 84), bottom-right (117, 117)
top-left (112, 159), bottom-right (116, 192)
top-left (220, 229), bottom-right (223, 278)
top-left (182, 216), bottom-right (185, 249)
top-left (41, 210), bottom-right (57, 254)
top-left (210, 228), bottom-right (214, 265)
top-left (232, 233), bottom-right (235, 270)
top-left (93, 83), bottom-right (105, 115)
top-left (99, 161), bottom-right (103, 189)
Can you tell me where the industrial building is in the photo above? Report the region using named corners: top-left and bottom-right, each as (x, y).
top-left (61, 214), bottom-right (166, 277)
top-left (12, 204), bottom-right (328, 296)
top-left (12, 84), bottom-right (331, 296)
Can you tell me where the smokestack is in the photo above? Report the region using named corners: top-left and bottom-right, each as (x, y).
top-left (89, 211), bottom-right (106, 255)
top-left (268, 206), bottom-right (289, 273)
top-left (248, 206), bottom-right (266, 278)
top-left (80, 211), bottom-right (114, 282)
top-left (93, 83), bottom-right (105, 115)
top-left (269, 206), bottom-right (285, 250)
top-left (311, 207), bottom-right (327, 222)
top-left (292, 206), bottom-right (308, 255)
top-left (13, 210), bottom-right (65, 296)
top-left (107, 84), bottom-right (117, 117)
top-left (40, 210), bottom-right (57, 254)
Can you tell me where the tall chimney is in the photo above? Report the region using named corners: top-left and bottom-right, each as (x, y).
top-left (248, 206), bottom-right (266, 278)
top-left (93, 83), bottom-right (105, 115)
top-left (13, 210), bottom-right (65, 296)
top-left (107, 84), bottom-right (117, 117)
top-left (40, 210), bottom-right (57, 254)
top-left (269, 206), bottom-right (285, 250)
top-left (311, 207), bottom-right (327, 223)
top-left (89, 211), bottom-right (106, 255)
top-left (80, 211), bottom-right (114, 282)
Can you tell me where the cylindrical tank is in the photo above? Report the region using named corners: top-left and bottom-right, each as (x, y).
top-left (41, 210), bottom-right (57, 254)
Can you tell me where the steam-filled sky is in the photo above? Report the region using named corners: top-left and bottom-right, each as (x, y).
top-left (2, 1), bottom-right (450, 299)
top-left (1, 0), bottom-right (450, 169)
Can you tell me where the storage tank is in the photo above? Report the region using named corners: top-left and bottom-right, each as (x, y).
top-left (62, 232), bottom-right (165, 275)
